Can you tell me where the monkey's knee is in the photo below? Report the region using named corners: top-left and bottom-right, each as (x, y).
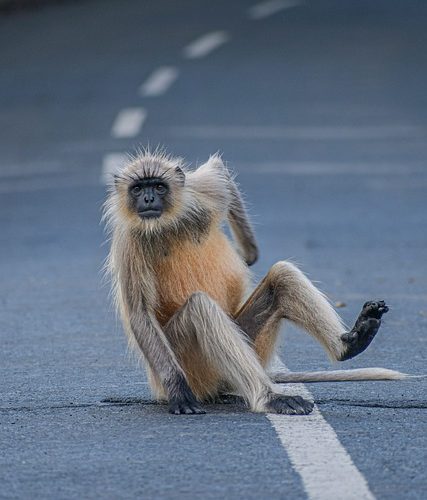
top-left (266, 261), bottom-right (305, 299)
top-left (181, 292), bottom-right (226, 338)
top-left (167, 292), bottom-right (213, 342)
top-left (185, 291), bottom-right (216, 313)
top-left (269, 261), bottom-right (303, 282)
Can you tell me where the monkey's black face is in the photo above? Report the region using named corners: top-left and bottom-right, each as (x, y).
top-left (129, 178), bottom-right (170, 219)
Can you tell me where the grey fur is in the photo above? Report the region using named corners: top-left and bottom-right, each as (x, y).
top-left (104, 152), bottom-right (280, 413)
top-left (104, 151), bottom-right (411, 416)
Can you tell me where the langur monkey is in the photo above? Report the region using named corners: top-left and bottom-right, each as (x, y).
top-left (104, 151), bottom-right (408, 415)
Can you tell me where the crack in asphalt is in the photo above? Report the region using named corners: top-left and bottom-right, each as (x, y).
top-left (0, 398), bottom-right (159, 413)
top-left (0, 397), bottom-right (426, 413)
top-left (315, 399), bottom-right (427, 409)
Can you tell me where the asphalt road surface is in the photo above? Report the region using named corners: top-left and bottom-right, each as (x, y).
top-left (1, 1), bottom-right (426, 499)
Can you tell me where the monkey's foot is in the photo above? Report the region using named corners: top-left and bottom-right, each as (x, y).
top-left (266, 394), bottom-right (314, 415)
top-left (340, 300), bottom-right (389, 361)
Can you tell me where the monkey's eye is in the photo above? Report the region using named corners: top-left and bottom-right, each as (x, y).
top-left (155, 184), bottom-right (168, 195)
top-left (131, 185), bottom-right (142, 196)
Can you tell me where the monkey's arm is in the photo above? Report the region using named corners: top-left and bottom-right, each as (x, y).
top-left (190, 155), bottom-right (259, 265)
top-left (125, 297), bottom-right (205, 415)
top-left (227, 179), bottom-right (259, 266)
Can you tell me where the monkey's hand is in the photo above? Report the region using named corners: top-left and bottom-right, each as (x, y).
top-left (168, 377), bottom-right (206, 415)
top-left (169, 397), bottom-right (205, 415)
top-left (340, 300), bottom-right (389, 361)
top-left (243, 241), bottom-right (259, 267)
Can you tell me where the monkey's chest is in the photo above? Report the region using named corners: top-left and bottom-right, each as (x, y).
top-left (154, 233), bottom-right (249, 325)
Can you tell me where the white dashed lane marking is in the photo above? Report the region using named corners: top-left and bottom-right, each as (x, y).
top-left (183, 31), bottom-right (230, 59)
top-left (111, 108), bottom-right (147, 138)
top-left (248, 0), bottom-right (303, 20)
top-left (269, 358), bottom-right (375, 500)
top-left (139, 66), bottom-right (179, 97)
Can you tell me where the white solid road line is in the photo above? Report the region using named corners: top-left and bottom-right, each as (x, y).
top-left (139, 66), bottom-right (179, 97)
top-left (183, 31), bottom-right (230, 59)
top-left (269, 358), bottom-right (375, 500)
top-left (101, 152), bottom-right (127, 184)
top-left (248, 0), bottom-right (303, 20)
top-left (111, 108), bottom-right (147, 138)
top-left (169, 124), bottom-right (423, 140)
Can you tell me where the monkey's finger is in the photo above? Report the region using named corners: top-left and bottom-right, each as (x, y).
top-left (182, 404), bottom-right (205, 414)
top-left (277, 405), bottom-right (299, 415)
top-left (169, 402), bottom-right (206, 415)
top-left (190, 406), bottom-right (206, 414)
top-left (286, 398), bottom-right (306, 413)
top-left (292, 395), bottom-right (314, 411)
top-left (278, 396), bottom-right (314, 415)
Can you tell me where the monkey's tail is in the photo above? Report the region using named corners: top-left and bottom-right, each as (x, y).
top-left (270, 368), bottom-right (423, 383)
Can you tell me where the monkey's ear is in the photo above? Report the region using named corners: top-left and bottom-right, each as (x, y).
top-left (208, 154), bottom-right (228, 174)
top-left (175, 166), bottom-right (186, 185)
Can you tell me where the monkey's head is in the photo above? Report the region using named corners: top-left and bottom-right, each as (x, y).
top-left (106, 152), bottom-right (187, 233)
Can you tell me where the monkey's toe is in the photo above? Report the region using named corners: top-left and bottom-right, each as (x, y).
top-left (266, 394), bottom-right (314, 415)
top-left (340, 300), bottom-right (388, 361)
top-left (361, 300), bottom-right (389, 320)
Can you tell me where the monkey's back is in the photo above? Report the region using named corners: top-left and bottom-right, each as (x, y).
top-left (154, 227), bottom-right (249, 325)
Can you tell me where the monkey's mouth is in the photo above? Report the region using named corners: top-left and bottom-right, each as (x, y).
top-left (138, 210), bottom-right (162, 219)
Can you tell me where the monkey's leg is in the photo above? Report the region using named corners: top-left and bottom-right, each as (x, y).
top-left (235, 261), bottom-right (388, 363)
top-left (165, 292), bottom-right (313, 415)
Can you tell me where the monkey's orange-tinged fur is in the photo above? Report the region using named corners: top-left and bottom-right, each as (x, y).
top-left (104, 151), bottom-right (409, 416)
top-left (154, 227), bottom-right (248, 325)
top-left (153, 228), bottom-right (249, 399)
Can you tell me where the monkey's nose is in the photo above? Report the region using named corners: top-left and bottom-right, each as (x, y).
top-left (143, 194), bottom-right (155, 203)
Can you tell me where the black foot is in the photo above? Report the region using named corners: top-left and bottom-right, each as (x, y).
top-left (266, 394), bottom-right (314, 415)
top-left (340, 300), bottom-right (389, 361)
